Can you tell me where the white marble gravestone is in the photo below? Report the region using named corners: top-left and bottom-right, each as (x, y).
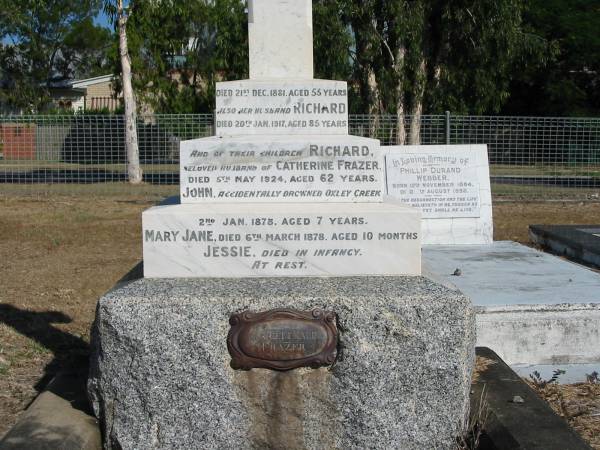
top-left (179, 135), bottom-right (384, 203)
top-left (386, 145), bottom-right (493, 245)
top-left (215, 80), bottom-right (349, 136)
top-left (142, 0), bottom-right (423, 278)
top-left (143, 199), bottom-right (421, 278)
top-left (93, 3), bottom-right (474, 449)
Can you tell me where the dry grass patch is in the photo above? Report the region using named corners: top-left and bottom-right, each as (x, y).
top-left (494, 201), bottom-right (600, 243)
top-left (527, 378), bottom-right (600, 449)
top-left (0, 193), bottom-right (153, 435)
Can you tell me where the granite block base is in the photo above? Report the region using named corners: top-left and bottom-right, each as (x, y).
top-left (88, 276), bottom-right (475, 449)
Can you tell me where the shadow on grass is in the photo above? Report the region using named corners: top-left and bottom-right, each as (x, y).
top-left (0, 306), bottom-right (100, 448)
top-left (0, 304), bottom-right (89, 394)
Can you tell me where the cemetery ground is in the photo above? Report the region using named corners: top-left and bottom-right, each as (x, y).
top-left (1, 191), bottom-right (600, 446)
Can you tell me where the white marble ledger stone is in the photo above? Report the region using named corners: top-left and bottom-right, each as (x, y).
top-left (180, 135), bottom-right (384, 203)
top-left (215, 80), bottom-right (348, 136)
top-left (142, 199), bottom-right (421, 278)
top-left (248, 0), bottom-right (313, 79)
top-left (385, 145), bottom-right (493, 245)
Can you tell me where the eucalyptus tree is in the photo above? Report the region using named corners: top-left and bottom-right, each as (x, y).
top-left (338, 0), bottom-right (534, 143)
top-left (119, 0), bottom-right (247, 114)
top-left (104, 0), bottom-right (142, 184)
top-left (504, 0), bottom-right (598, 116)
top-left (313, 0), bottom-right (353, 88)
top-left (0, 0), bottom-right (109, 112)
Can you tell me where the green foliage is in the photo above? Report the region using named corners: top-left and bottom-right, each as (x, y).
top-left (335, 0), bottom-right (534, 116)
top-left (62, 18), bottom-right (113, 79)
top-left (2, 0), bottom-right (598, 116)
top-left (313, 0), bottom-right (353, 82)
top-left (339, 0), bottom-right (384, 114)
top-left (503, 0), bottom-right (600, 116)
top-left (428, 0), bottom-right (527, 114)
top-left (114, 0), bottom-right (247, 114)
top-left (530, 369), bottom-right (566, 388)
top-left (119, 0), bottom-right (600, 117)
top-left (0, 0), bottom-right (113, 112)
top-left (42, 105), bottom-right (123, 115)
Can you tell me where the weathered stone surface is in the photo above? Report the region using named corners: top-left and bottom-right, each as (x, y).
top-left (142, 201), bottom-right (422, 278)
top-left (1, 371), bottom-right (101, 450)
top-left (88, 276), bottom-right (475, 450)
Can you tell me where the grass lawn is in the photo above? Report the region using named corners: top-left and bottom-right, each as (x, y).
top-left (490, 164), bottom-right (600, 178)
top-left (1, 191), bottom-right (600, 444)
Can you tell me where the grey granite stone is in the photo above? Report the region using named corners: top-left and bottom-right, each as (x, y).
top-left (88, 276), bottom-right (475, 450)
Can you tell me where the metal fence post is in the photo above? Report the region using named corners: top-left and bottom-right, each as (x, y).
top-left (445, 111), bottom-right (451, 145)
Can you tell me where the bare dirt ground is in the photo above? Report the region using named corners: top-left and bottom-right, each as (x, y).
top-left (1, 193), bottom-right (600, 442)
top-left (0, 193), bottom-right (154, 436)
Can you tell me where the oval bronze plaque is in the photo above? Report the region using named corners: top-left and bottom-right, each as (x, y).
top-left (227, 308), bottom-right (337, 371)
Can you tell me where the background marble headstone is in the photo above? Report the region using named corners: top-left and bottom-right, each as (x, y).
top-left (386, 145), bottom-right (493, 245)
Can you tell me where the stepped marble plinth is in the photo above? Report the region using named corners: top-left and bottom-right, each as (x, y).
top-left (180, 135), bottom-right (382, 203)
top-left (143, 198), bottom-right (421, 278)
top-left (216, 79), bottom-right (348, 136)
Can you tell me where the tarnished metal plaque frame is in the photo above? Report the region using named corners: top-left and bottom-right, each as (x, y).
top-left (227, 308), bottom-right (338, 371)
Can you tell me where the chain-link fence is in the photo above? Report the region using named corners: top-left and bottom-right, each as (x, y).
top-left (1, 113), bottom-right (599, 199)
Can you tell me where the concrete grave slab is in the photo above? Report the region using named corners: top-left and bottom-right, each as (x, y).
top-left (512, 362), bottom-right (600, 384)
top-left (423, 241), bottom-right (600, 366)
top-left (530, 224), bottom-right (600, 269)
top-left (0, 371), bottom-right (101, 450)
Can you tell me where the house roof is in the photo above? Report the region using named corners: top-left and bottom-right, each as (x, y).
top-left (45, 74), bottom-right (115, 90)
top-left (71, 74), bottom-right (115, 88)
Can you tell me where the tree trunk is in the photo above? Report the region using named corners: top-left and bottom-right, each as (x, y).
top-left (409, 98), bottom-right (422, 145)
top-left (394, 45), bottom-right (406, 145)
top-left (119, 0), bottom-right (142, 184)
top-left (409, 58), bottom-right (426, 145)
top-left (350, 8), bottom-right (382, 140)
top-left (395, 97), bottom-right (406, 145)
top-left (367, 67), bottom-right (381, 138)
